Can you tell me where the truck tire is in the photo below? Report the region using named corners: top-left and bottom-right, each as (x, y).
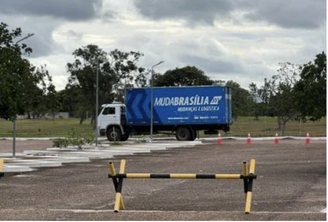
top-left (120, 133), bottom-right (129, 141)
top-left (106, 126), bottom-right (122, 141)
top-left (189, 128), bottom-right (197, 141)
top-left (176, 127), bottom-right (192, 141)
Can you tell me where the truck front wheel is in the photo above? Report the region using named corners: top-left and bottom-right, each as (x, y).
top-left (106, 126), bottom-right (122, 141)
top-left (176, 127), bottom-right (191, 141)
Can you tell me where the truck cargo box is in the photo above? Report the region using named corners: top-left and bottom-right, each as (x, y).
top-left (125, 86), bottom-right (232, 126)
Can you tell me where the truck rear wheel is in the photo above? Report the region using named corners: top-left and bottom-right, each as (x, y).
top-left (176, 127), bottom-right (191, 141)
top-left (106, 126), bottom-right (122, 141)
top-left (189, 128), bottom-right (197, 141)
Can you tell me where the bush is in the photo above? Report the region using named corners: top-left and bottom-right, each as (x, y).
top-left (67, 129), bottom-right (84, 149)
top-left (52, 138), bottom-right (69, 148)
top-left (52, 129), bottom-right (96, 149)
top-left (83, 132), bottom-right (95, 145)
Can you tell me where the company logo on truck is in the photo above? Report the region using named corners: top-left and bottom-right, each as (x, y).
top-left (154, 95), bottom-right (221, 106)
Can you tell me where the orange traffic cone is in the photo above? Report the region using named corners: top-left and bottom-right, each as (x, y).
top-left (217, 133), bottom-right (222, 145)
top-left (247, 133), bottom-right (252, 144)
top-left (305, 133), bottom-right (310, 144)
top-left (274, 133), bottom-right (279, 144)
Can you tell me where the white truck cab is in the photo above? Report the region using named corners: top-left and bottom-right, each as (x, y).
top-left (98, 103), bottom-right (128, 141)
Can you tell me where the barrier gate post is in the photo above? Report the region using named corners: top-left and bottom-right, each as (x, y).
top-left (108, 159), bottom-right (257, 213)
top-left (245, 159), bottom-right (256, 214)
top-left (0, 158), bottom-right (4, 179)
top-left (109, 160), bottom-right (126, 212)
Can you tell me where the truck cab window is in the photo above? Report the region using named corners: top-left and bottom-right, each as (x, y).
top-left (103, 107), bottom-right (116, 115)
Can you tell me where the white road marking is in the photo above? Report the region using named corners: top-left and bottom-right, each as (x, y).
top-left (47, 209), bottom-right (326, 214)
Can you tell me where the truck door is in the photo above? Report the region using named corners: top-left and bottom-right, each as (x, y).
top-left (99, 106), bottom-right (121, 130)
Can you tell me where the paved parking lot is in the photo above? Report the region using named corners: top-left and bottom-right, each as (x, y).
top-left (0, 139), bottom-right (326, 220)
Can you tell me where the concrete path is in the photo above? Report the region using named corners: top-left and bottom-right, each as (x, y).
top-left (0, 141), bottom-right (203, 173)
top-left (1, 136), bottom-right (325, 173)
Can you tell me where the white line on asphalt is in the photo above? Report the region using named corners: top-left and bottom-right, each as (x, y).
top-left (47, 209), bottom-right (326, 214)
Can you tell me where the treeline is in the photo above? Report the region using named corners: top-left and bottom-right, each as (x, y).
top-left (0, 23), bottom-right (326, 135)
top-left (0, 23), bottom-right (59, 120)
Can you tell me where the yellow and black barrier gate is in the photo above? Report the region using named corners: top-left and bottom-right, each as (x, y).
top-left (108, 159), bottom-right (257, 214)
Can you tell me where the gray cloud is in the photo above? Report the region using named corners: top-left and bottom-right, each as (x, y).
top-left (0, 14), bottom-right (59, 57)
top-left (27, 28), bottom-right (56, 58)
top-left (134, 0), bottom-right (326, 29)
top-left (0, 0), bottom-right (325, 91)
top-left (245, 0), bottom-right (326, 29)
top-left (0, 0), bottom-right (102, 21)
top-left (181, 55), bottom-right (243, 74)
top-left (0, 0), bottom-right (105, 57)
top-left (134, 0), bottom-right (233, 26)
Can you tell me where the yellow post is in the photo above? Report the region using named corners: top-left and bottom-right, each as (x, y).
top-left (242, 162), bottom-right (248, 176)
top-left (119, 160), bottom-right (125, 210)
top-left (245, 192), bottom-right (252, 214)
top-left (114, 193), bottom-right (123, 212)
top-left (109, 162), bottom-right (116, 176)
top-left (245, 159), bottom-right (256, 214)
top-left (119, 159), bottom-right (126, 174)
top-left (249, 159), bottom-right (256, 174)
top-left (114, 160), bottom-right (126, 212)
top-left (242, 162), bottom-right (248, 201)
top-left (0, 158), bottom-right (3, 172)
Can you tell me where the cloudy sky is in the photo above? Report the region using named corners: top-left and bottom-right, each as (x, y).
top-left (0, 0), bottom-right (326, 90)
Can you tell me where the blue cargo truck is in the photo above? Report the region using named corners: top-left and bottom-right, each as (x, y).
top-left (98, 86), bottom-right (232, 141)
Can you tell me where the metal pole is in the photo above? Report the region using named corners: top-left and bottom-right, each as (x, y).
top-left (12, 118), bottom-right (16, 158)
top-left (150, 70), bottom-right (154, 142)
top-left (15, 33), bottom-right (34, 45)
top-left (95, 59), bottom-right (99, 147)
top-left (150, 61), bottom-right (164, 143)
top-left (12, 33), bottom-right (35, 158)
top-left (124, 75), bottom-right (126, 101)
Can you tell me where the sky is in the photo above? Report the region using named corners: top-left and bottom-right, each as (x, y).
top-left (0, 0), bottom-right (326, 90)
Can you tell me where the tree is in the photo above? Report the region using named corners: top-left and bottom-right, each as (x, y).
top-left (0, 23), bottom-right (58, 122)
top-left (249, 83), bottom-right (269, 120)
top-left (66, 45), bottom-right (146, 125)
top-left (154, 66), bottom-right (213, 86)
top-left (108, 49), bottom-right (146, 102)
top-left (67, 44), bottom-right (114, 124)
top-left (225, 80), bottom-right (254, 120)
top-left (24, 65), bottom-right (59, 119)
top-left (43, 69), bottom-right (60, 120)
top-left (57, 86), bottom-right (82, 117)
top-left (294, 52), bottom-right (326, 121)
top-left (0, 22), bottom-right (33, 120)
top-left (254, 63), bottom-right (300, 135)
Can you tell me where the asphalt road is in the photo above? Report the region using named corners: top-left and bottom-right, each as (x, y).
top-left (0, 140), bottom-right (326, 220)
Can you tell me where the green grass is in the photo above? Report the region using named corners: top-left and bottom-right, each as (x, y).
top-left (0, 118), bottom-right (93, 137)
top-left (0, 116), bottom-right (326, 138)
top-left (227, 116), bottom-right (326, 137)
